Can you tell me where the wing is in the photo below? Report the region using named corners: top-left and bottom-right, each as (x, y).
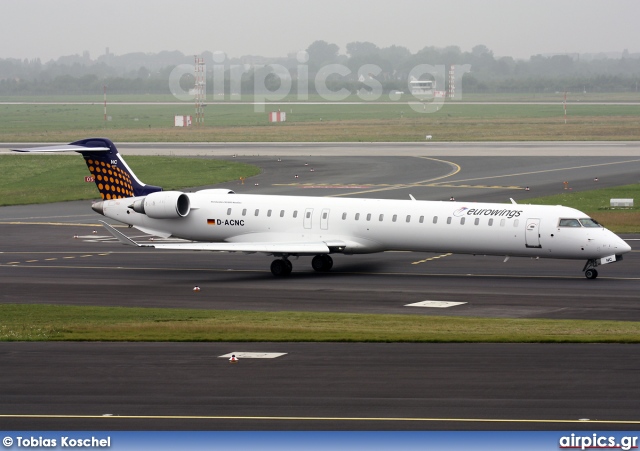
top-left (99, 221), bottom-right (331, 254)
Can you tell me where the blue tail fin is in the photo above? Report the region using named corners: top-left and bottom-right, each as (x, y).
top-left (70, 138), bottom-right (162, 200)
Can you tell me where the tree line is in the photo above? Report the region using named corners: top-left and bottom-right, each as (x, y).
top-left (1, 42), bottom-right (639, 95)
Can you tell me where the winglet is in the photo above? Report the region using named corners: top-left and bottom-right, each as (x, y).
top-left (100, 220), bottom-right (143, 247)
top-left (510, 198), bottom-right (518, 205)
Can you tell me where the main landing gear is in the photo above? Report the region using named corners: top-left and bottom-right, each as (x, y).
top-left (311, 254), bottom-right (333, 272)
top-left (270, 258), bottom-right (293, 277)
top-left (269, 254), bottom-right (334, 277)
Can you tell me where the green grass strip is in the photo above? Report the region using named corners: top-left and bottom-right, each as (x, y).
top-left (1, 304), bottom-right (639, 343)
top-left (525, 184), bottom-right (640, 212)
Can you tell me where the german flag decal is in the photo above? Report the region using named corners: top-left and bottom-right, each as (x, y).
top-left (207, 219), bottom-right (216, 225)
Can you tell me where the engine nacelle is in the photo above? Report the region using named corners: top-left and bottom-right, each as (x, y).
top-left (130, 191), bottom-right (190, 219)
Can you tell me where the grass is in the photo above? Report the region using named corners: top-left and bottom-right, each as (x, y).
top-left (0, 154), bottom-right (260, 206)
top-left (1, 103), bottom-right (639, 142)
top-left (1, 304), bottom-right (639, 343)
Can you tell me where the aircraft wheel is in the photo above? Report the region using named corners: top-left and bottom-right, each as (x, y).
top-left (585, 268), bottom-right (598, 280)
top-left (312, 254), bottom-right (333, 272)
top-left (271, 259), bottom-right (292, 277)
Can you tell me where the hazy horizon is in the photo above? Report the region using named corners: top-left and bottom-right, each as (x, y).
top-left (2, 0), bottom-right (638, 62)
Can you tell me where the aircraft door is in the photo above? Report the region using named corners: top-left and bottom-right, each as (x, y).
top-left (320, 208), bottom-right (330, 230)
top-left (525, 218), bottom-right (542, 248)
top-left (304, 208), bottom-right (313, 229)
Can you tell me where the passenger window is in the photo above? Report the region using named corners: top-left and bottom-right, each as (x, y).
top-left (406, 215), bottom-right (411, 223)
top-left (559, 218), bottom-right (581, 227)
top-left (500, 219), bottom-right (505, 227)
top-left (514, 219), bottom-right (519, 227)
top-left (242, 209), bottom-right (247, 216)
top-left (392, 214), bottom-right (397, 222)
top-left (342, 212), bottom-right (347, 220)
top-left (419, 216), bottom-right (424, 223)
top-left (293, 211), bottom-right (298, 218)
top-left (306, 211), bottom-right (311, 219)
top-left (322, 212), bottom-right (328, 219)
top-left (366, 213), bottom-right (371, 221)
top-left (355, 213), bottom-right (360, 220)
top-left (488, 218), bottom-right (493, 226)
top-left (379, 214), bottom-right (384, 221)
top-left (267, 209), bottom-right (272, 217)
top-left (460, 217), bottom-right (465, 225)
top-left (255, 209), bottom-right (259, 216)
top-left (227, 208), bottom-right (232, 215)
top-left (433, 216), bottom-right (438, 224)
top-left (474, 218), bottom-right (479, 225)
top-left (447, 217), bottom-right (452, 224)
top-left (280, 210), bottom-right (285, 217)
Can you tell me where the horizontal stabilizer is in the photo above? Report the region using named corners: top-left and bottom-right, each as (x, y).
top-left (11, 144), bottom-right (110, 153)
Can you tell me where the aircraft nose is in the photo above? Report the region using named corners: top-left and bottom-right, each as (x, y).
top-left (619, 239), bottom-right (632, 254)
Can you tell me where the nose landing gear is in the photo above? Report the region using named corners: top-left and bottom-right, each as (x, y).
top-left (583, 259), bottom-right (599, 279)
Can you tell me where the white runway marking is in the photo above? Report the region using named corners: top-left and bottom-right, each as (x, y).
top-left (405, 301), bottom-right (467, 308)
top-left (219, 352), bottom-right (287, 359)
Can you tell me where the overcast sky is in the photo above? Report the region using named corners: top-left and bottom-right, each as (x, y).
top-left (2, 0), bottom-right (638, 62)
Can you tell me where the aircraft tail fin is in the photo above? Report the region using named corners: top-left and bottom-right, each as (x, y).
top-left (12, 138), bottom-right (162, 199)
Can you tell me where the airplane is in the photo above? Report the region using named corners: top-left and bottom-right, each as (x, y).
top-left (13, 138), bottom-right (631, 279)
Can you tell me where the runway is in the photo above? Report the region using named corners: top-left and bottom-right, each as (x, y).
top-left (1, 142), bottom-right (640, 430)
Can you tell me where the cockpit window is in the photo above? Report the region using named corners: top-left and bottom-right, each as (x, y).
top-left (580, 218), bottom-right (601, 228)
top-left (558, 218), bottom-right (581, 227)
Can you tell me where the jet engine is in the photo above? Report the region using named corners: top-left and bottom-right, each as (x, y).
top-left (130, 191), bottom-right (190, 219)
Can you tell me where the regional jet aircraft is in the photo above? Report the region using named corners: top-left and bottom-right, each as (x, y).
top-left (13, 138), bottom-right (631, 278)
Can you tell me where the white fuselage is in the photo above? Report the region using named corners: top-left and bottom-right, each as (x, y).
top-left (100, 190), bottom-right (630, 260)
